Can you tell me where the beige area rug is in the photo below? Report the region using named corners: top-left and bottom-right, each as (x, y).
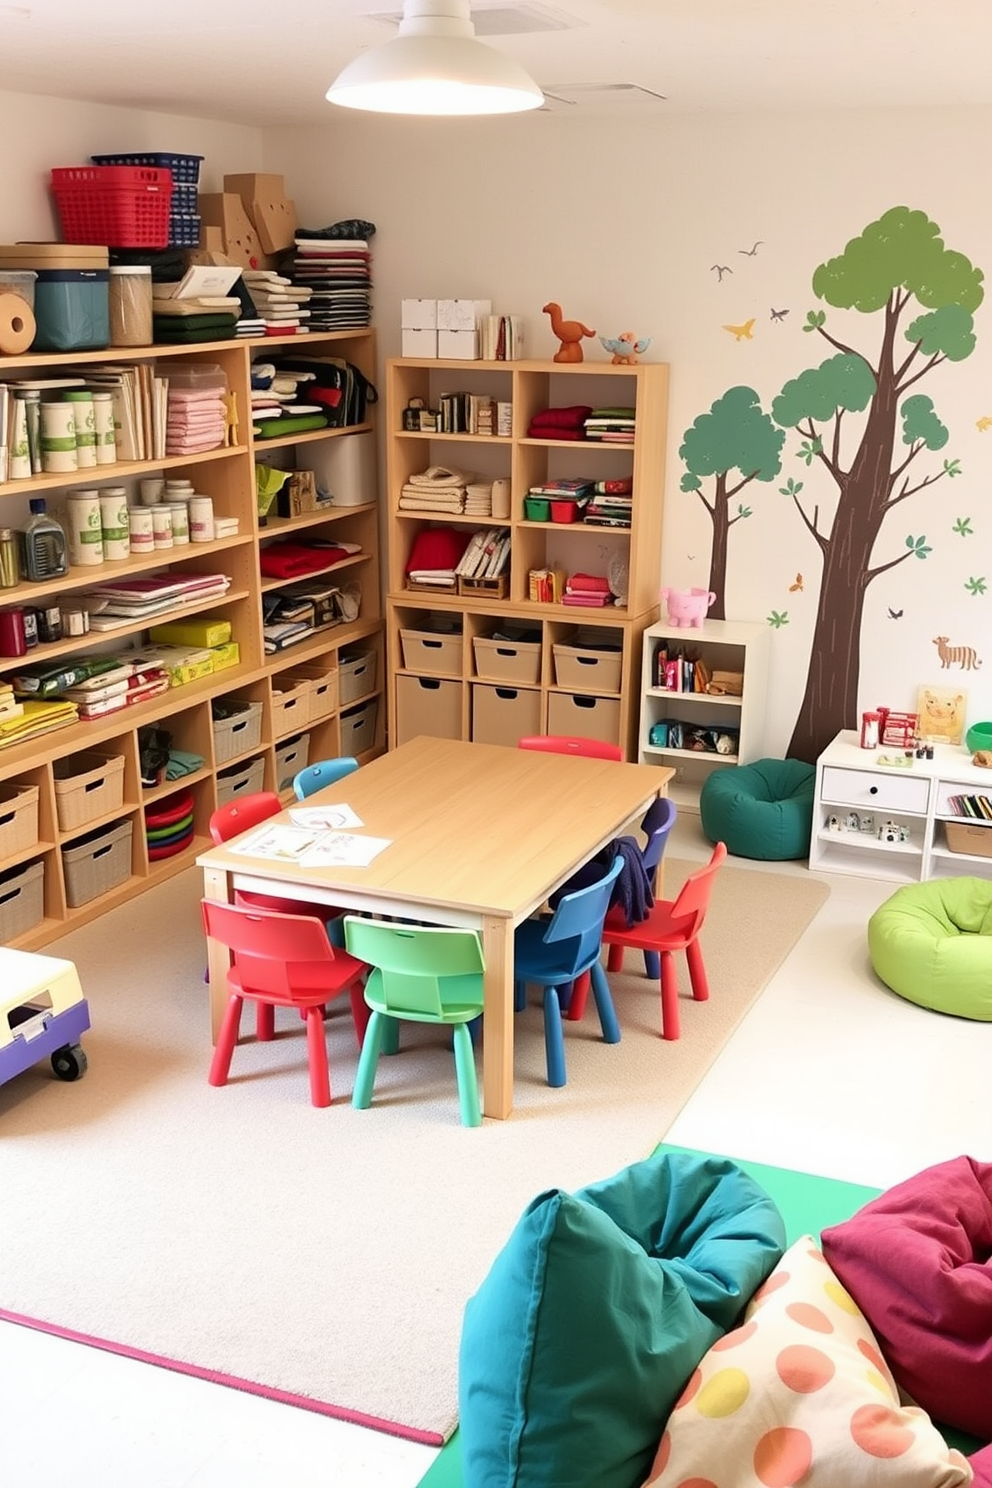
top-left (0, 859), bottom-right (828, 1444)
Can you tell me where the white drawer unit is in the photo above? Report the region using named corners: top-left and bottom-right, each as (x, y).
top-left (811, 729), bottom-right (992, 881)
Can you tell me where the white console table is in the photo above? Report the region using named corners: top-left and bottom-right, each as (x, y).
top-left (810, 729), bottom-right (992, 882)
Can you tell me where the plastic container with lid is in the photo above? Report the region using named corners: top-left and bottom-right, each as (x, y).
top-left (108, 264), bottom-right (152, 346)
top-left (18, 499), bottom-right (68, 581)
top-left (0, 270), bottom-right (37, 310)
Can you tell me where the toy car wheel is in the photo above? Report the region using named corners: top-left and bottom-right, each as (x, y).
top-left (51, 1044), bottom-right (87, 1081)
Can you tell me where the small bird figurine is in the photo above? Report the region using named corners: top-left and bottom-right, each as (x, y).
top-left (600, 331), bottom-right (651, 365)
top-left (543, 301), bottom-right (596, 363)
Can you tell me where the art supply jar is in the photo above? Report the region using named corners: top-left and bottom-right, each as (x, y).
top-left (139, 476), bottom-right (165, 505)
top-left (167, 501), bottom-right (190, 544)
top-left (860, 710), bottom-right (880, 750)
top-left (92, 390), bottom-right (117, 465)
top-left (188, 494), bottom-right (214, 542)
top-left (0, 607), bottom-right (26, 657)
top-left (64, 388), bottom-right (97, 468)
top-left (62, 604), bottom-right (89, 638)
top-left (39, 399), bottom-right (77, 474)
top-left (99, 486), bottom-right (130, 561)
top-left (151, 505), bottom-right (174, 550)
top-left (128, 505), bottom-right (155, 555)
top-left (35, 602), bottom-right (62, 643)
top-left (108, 264), bottom-right (153, 347)
top-left (65, 489), bottom-right (105, 566)
top-left (0, 528), bottom-right (19, 588)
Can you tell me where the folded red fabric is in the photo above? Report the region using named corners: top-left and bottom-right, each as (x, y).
top-left (567, 572), bottom-right (612, 593)
top-left (405, 527), bottom-right (472, 575)
top-left (259, 543), bottom-right (350, 578)
top-left (527, 405), bottom-right (594, 430)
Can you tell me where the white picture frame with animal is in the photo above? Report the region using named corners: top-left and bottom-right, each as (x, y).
top-left (917, 684), bottom-right (967, 745)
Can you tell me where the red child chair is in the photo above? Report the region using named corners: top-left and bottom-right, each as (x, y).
top-left (201, 900), bottom-right (368, 1108)
top-left (518, 735), bottom-right (623, 761)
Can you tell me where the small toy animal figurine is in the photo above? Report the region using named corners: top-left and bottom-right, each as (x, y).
top-left (600, 331), bottom-right (651, 365)
top-left (543, 301), bottom-right (596, 363)
top-left (660, 586), bottom-right (716, 628)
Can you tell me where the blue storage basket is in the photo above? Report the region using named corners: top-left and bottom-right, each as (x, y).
top-left (92, 152), bottom-right (203, 186)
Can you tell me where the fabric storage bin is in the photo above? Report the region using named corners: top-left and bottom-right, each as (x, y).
top-left (553, 643), bottom-right (623, 693)
top-left (395, 675), bottom-right (461, 745)
top-left (292, 663), bottom-right (338, 721)
top-left (547, 692), bottom-right (622, 747)
top-left (270, 675), bottom-right (311, 736)
top-left (339, 700), bottom-right (378, 756)
top-left (0, 784), bottom-right (40, 857)
top-left (945, 821), bottom-right (992, 857)
top-left (216, 756), bottom-right (266, 806)
top-left (471, 685), bottom-right (541, 748)
top-left (339, 650), bottom-right (378, 705)
top-left (62, 819), bottom-right (133, 907)
top-left (400, 628), bottom-right (463, 675)
top-left (275, 732), bottom-right (311, 794)
top-left (212, 700), bottom-right (264, 764)
top-left (473, 637), bottom-right (541, 686)
top-left (0, 859), bottom-right (45, 940)
top-left (34, 269), bottom-right (111, 351)
top-left (53, 752), bottom-right (125, 832)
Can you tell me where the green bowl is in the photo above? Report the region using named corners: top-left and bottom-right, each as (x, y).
top-left (966, 722), bottom-right (992, 753)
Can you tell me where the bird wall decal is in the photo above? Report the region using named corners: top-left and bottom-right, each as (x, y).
top-left (711, 264), bottom-right (732, 281)
top-left (723, 318), bottom-right (755, 341)
top-left (739, 241), bottom-right (764, 256)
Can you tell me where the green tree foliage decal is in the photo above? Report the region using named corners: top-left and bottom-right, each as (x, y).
top-left (679, 386), bottom-right (785, 619)
top-left (770, 206), bottom-right (983, 762)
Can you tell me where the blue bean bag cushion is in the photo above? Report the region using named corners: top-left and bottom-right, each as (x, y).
top-left (458, 1149), bottom-right (786, 1488)
top-left (868, 877), bottom-right (992, 1020)
top-left (700, 757), bottom-right (816, 860)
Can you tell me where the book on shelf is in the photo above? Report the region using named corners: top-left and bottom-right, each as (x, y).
top-left (480, 314), bottom-right (525, 361)
top-left (528, 566), bottom-right (565, 604)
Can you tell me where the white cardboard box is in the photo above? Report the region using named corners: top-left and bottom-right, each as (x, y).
top-left (438, 328), bottom-right (479, 360)
top-left (401, 297), bottom-right (438, 329)
top-left (437, 298), bottom-right (492, 332)
top-left (402, 327), bottom-right (438, 357)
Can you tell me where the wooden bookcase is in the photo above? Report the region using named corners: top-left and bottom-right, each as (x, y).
top-left (0, 329), bottom-right (384, 949)
top-left (384, 357), bottom-right (669, 758)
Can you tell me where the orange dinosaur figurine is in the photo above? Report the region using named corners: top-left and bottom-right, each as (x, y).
top-left (543, 301), bottom-right (596, 363)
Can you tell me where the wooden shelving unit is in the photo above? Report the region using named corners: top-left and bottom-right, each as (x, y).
top-left (384, 356), bottom-right (669, 758)
top-left (0, 329), bottom-right (384, 948)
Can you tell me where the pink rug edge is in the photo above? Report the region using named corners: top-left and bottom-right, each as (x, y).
top-left (0, 1306), bottom-right (446, 1448)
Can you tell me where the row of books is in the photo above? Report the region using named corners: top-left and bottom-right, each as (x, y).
top-left (480, 315), bottom-right (525, 361)
top-left (425, 391), bottom-right (512, 436)
top-left (948, 795), bottom-right (992, 820)
top-left (528, 566), bottom-right (566, 604)
top-left (654, 646), bottom-right (712, 693)
top-left (456, 528), bottom-right (511, 580)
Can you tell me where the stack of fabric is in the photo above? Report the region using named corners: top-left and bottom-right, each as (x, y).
top-left (585, 476), bottom-right (633, 528)
top-left (404, 526), bottom-right (472, 591)
top-left (166, 385), bottom-right (228, 456)
top-left (152, 296), bottom-right (240, 344)
top-left (277, 220), bottom-right (375, 332)
top-left (241, 270), bottom-right (313, 337)
top-left (399, 465), bottom-right (470, 514)
top-left (0, 697), bottom-right (78, 748)
top-left (526, 405), bottom-right (594, 440)
top-left (584, 406), bottom-right (636, 443)
top-left (562, 572), bottom-right (614, 608)
top-left (465, 481), bottom-right (493, 518)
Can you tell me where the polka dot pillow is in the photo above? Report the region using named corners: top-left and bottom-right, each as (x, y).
top-left (641, 1235), bottom-right (973, 1488)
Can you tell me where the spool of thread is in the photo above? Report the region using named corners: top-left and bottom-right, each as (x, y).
top-left (39, 400), bottom-right (78, 474)
top-left (99, 486), bottom-right (130, 561)
top-left (127, 505), bottom-right (154, 555)
top-left (64, 390), bottom-right (97, 469)
top-left (188, 495), bottom-right (214, 542)
top-left (65, 490), bottom-right (104, 567)
top-left (151, 505), bottom-right (174, 550)
top-left (0, 291), bottom-right (36, 356)
top-left (92, 392), bottom-right (117, 465)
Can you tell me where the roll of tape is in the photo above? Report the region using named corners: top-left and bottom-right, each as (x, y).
top-left (0, 292), bottom-right (36, 355)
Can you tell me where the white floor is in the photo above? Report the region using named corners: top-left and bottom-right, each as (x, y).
top-left (5, 813), bottom-right (991, 1487)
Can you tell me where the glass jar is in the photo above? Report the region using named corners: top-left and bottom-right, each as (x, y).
top-left (0, 527), bottom-right (19, 587)
top-left (108, 265), bottom-right (153, 347)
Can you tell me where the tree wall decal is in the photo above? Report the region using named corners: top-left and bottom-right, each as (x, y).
top-left (678, 385), bottom-right (785, 619)
top-left (770, 205), bottom-right (984, 762)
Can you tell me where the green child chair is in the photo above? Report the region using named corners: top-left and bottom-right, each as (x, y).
top-left (342, 917), bottom-right (486, 1127)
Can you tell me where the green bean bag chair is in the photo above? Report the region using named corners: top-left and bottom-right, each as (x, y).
top-left (868, 877), bottom-right (992, 1020)
top-left (699, 757), bottom-right (816, 860)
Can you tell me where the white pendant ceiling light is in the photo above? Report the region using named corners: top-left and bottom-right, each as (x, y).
top-left (326, 0), bottom-right (545, 116)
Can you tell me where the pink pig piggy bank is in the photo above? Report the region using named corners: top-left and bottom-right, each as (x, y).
top-left (660, 587), bottom-right (716, 628)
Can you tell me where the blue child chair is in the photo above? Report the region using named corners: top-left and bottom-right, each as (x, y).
top-left (293, 757), bottom-right (359, 801)
top-left (513, 854), bottom-right (624, 1088)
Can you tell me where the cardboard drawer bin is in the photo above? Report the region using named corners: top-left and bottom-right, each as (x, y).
top-left (0, 859), bottom-right (45, 941)
top-left (216, 756), bottom-right (266, 806)
top-left (62, 819), bottom-right (133, 908)
top-left (275, 732), bottom-right (311, 794)
top-left (945, 820), bottom-right (992, 857)
top-left (547, 692), bottom-right (622, 747)
top-left (400, 628), bottom-right (463, 676)
top-left (339, 700), bottom-right (378, 757)
top-left (471, 684), bottom-right (541, 747)
top-left (0, 784), bottom-right (40, 857)
top-left (211, 700), bottom-right (264, 764)
top-left (339, 650), bottom-right (378, 705)
top-left (395, 676), bottom-right (461, 745)
top-left (270, 675), bottom-right (311, 735)
top-left (553, 643), bottom-right (623, 694)
top-left (53, 752), bottom-right (126, 833)
top-left (473, 637), bottom-right (541, 686)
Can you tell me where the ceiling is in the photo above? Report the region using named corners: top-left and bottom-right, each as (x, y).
top-left (1, 0), bottom-right (990, 128)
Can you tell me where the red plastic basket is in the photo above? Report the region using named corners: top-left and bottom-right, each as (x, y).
top-left (51, 165), bottom-right (173, 248)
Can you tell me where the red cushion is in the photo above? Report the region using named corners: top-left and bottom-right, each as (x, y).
top-left (821, 1156), bottom-right (992, 1439)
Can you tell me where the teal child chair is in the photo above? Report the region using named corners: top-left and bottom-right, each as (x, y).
top-left (342, 917), bottom-right (486, 1127)
top-left (293, 756), bottom-right (359, 801)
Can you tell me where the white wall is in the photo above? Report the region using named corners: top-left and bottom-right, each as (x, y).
top-left (265, 105), bottom-right (992, 757)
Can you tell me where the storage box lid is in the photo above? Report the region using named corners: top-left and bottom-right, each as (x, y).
top-left (0, 242), bottom-right (109, 268)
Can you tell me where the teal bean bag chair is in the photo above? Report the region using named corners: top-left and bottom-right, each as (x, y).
top-left (868, 877), bottom-right (992, 1020)
top-left (699, 757), bottom-right (816, 860)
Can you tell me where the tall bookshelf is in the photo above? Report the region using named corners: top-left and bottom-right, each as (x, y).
top-left (384, 357), bottom-right (668, 758)
top-left (0, 329), bottom-right (384, 949)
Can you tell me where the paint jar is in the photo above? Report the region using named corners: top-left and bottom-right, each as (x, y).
top-left (188, 495), bottom-right (214, 542)
top-left (39, 399), bottom-right (77, 474)
top-left (128, 505), bottom-right (155, 556)
top-left (65, 489), bottom-right (104, 567)
top-left (99, 487), bottom-right (130, 561)
top-left (151, 505), bottom-right (174, 550)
